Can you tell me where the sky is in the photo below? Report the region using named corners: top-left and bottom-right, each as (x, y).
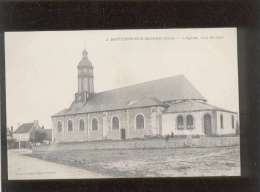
top-left (5, 28), bottom-right (239, 129)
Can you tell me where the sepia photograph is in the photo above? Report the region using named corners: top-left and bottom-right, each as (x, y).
top-left (5, 28), bottom-right (240, 180)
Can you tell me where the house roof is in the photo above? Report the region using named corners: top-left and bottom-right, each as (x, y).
top-left (165, 100), bottom-right (236, 113)
top-left (53, 75), bottom-right (206, 117)
top-left (14, 123), bottom-right (34, 134)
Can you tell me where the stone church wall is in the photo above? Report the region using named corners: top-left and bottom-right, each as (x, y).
top-left (105, 110), bottom-right (127, 140)
top-left (162, 110), bottom-right (217, 136)
top-left (127, 107), bottom-right (153, 139)
top-left (52, 106), bottom-right (163, 143)
top-left (87, 112), bottom-right (104, 141)
top-left (52, 114), bottom-right (89, 143)
top-left (98, 107), bottom-right (161, 140)
top-left (215, 111), bottom-right (238, 135)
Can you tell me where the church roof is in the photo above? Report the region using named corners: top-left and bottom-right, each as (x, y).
top-left (164, 100), bottom-right (236, 113)
top-left (53, 75), bottom-right (206, 117)
top-left (124, 97), bottom-right (167, 108)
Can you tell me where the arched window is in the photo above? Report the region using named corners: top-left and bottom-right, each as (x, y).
top-left (92, 118), bottom-right (98, 131)
top-left (220, 114), bottom-right (224, 129)
top-left (68, 120), bottom-right (73, 132)
top-left (231, 115), bottom-right (234, 129)
top-left (112, 116), bottom-right (120, 129)
top-left (186, 115), bottom-right (194, 129)
top-left (177, 115), bottom-right (184, 129)
top-left (136, 114), bottom-right (144, 129)
top-left (79, 119), bottom-right (84, 131)
top-left (57, 121), bottom-right (62, 132)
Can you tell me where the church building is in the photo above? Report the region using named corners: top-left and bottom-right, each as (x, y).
top-left (51, 50), bottom-right (239, 143)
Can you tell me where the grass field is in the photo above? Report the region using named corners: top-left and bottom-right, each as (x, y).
top-left (30, 146), bottom-right (240, 177)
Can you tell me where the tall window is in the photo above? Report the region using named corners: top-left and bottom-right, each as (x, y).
top-left (57, 121), bottom-right (62, 132)
top-left (231, 115), bottom-right (234, 129)
top-left (136, 114), bottom-right (144, 129)
top-left (79, 119), bottom-right (85, 131)
top-left (186, 115), bottom-right (194, 129)
top-left (220, 114), bottom-right (224, 129)
top-left (92, 118), bottom-right (98, 131)
top-left (177, 115), bottom-right (184, 129)
top-left (112, 116), bottom-right (120, 129)
top-left (68, 120), bottom-right (73, 132)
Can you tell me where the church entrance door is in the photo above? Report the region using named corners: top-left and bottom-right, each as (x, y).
top-left (121, 129), bottom-right (126, 140)
top-left (204, 114), bottom-right (212, 136)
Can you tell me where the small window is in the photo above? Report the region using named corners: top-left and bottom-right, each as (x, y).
top-left (112, 116), bottom-right (120, 129)
top-left (79, 119), bottom-right (85, 131)
top-left (177, 115), bottom-right (184, 130)
top-left (57, 121), bottom-right (62, 132)
top-left (186, 115), bottom-right (194, 129)
top-left (220, 114), bottom-right (224, 129)
top-left (231, 115), bottom-right (234, 129)
top-left (68, 120), bottom-right (73, 131)
top-left (92, 118), bottom-right (98, 131)
top-left (136, 114), bottom-right (144, 129)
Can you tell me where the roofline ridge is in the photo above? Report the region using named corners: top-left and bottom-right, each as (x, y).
top-left (204, 102), bottom-right (238, 113)
top-left (94, 74), bottom-right (186, 95)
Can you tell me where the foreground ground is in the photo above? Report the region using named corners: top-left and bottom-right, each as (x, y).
top-left (28, 145), bottom-right (240, 178)
top-left (8, 150), bottom-right (107, 180)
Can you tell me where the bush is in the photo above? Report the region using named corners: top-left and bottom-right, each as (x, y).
top-left (7, 138), bottom-right (18, 149)
top-left (30, 129), bottom-right (47, 143)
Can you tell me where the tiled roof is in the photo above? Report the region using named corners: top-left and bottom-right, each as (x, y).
top-left (14, 123), bottom-right (34, 134)
top-left (53, 75), bottom-right (206, 117)
top-left (165, 100), bottom-right (236, 113)
top-left (125, 97), bottom-right (167, 108)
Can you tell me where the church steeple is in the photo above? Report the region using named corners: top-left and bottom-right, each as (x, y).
top-left (75, 49), bottom-right (94, 103)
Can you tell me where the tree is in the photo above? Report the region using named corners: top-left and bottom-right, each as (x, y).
top-left (30, 129), bottom-right (47, 143)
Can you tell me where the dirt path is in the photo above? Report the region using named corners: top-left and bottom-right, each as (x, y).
top-left (8, 150), bottom-right (109, 180)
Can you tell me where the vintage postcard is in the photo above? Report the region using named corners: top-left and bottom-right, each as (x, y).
top-left (5, 28), bottom-right (240, 180)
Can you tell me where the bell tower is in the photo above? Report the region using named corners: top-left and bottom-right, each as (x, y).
top-left (75, 49), bottom-right (95, 103)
